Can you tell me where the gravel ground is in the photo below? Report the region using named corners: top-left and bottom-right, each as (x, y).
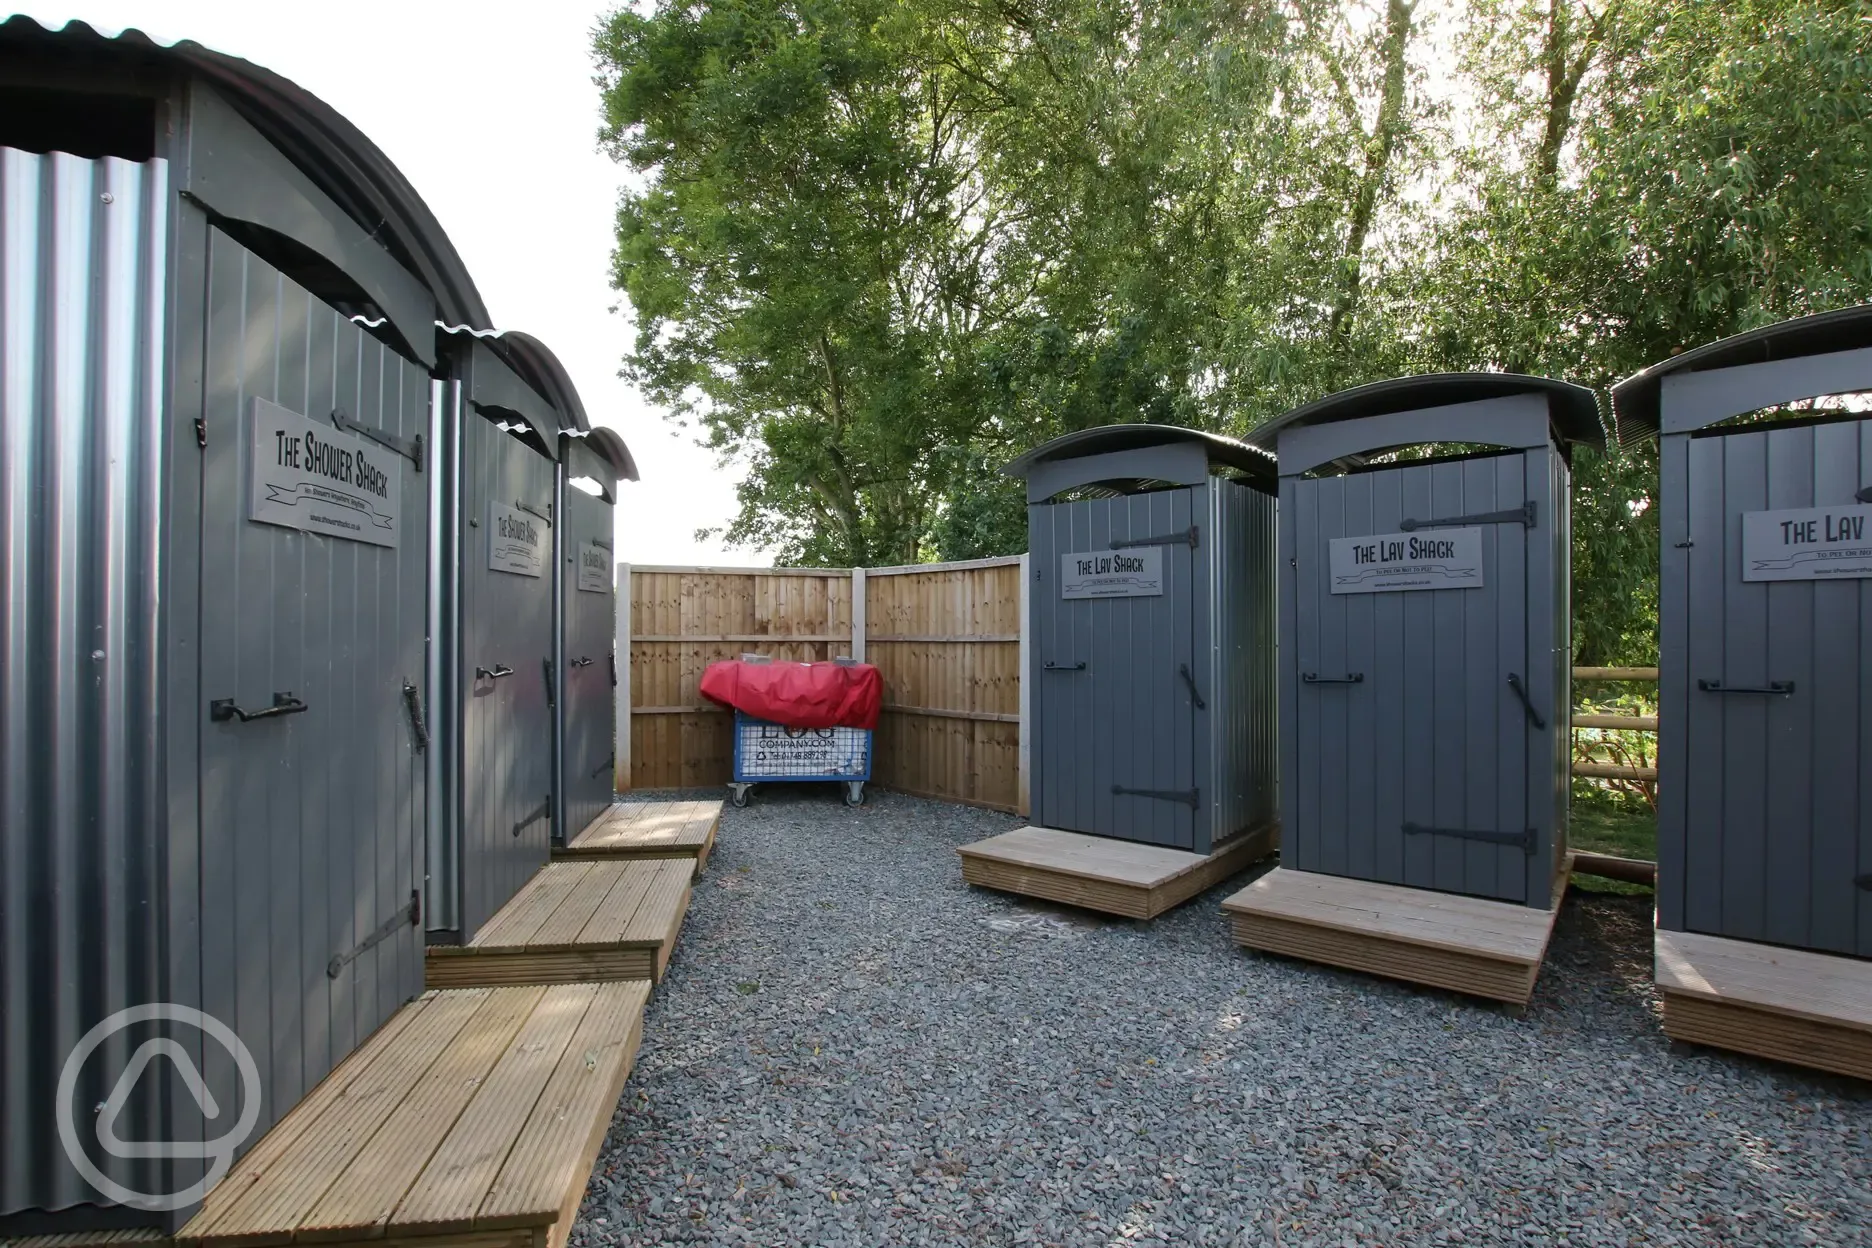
top-left (574, 790), bottom-right (1872, 1248)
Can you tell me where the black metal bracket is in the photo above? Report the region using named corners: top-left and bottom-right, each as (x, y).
top-left (1857, 873), bottom-right (1872, 891)
top-left (1302, 672), bottom-right (1364, 684)
top-left (516, 499), bottom-right (553, 527)
top-left (570, 656), bottom-right (595, 668)
top-left (1404, 822), bottom-right (1536, 854)
top-left (1112, 525), bottom-right (1198, 550)
top-left (1858, 486), bottom-right (1872, 503)
top-left (1698, 679), bottom-right (1795, 696)
top-left (543, 658), bottom-right (556, 710)
top-left (1178, 663), bottom-right (1206, 710)
top-left (402, 682), bottom-right (429, 751)
top-left (1043, 661), bottom-right (1088, 672)
top-left (513, 795), bottom-right (552, 838)
top-left (476, 664), bottom-right (515, 681)
top-left (1400, 500), bottom-right (1535, 532)
top-left (1506, 672), bottom-right (1546, 730)
top-left (1112, 785), bottom-right (1200, 809)
top-left (331, 406), bottom-right (423, 472)
top-left (211, 692), bottom-right (308, 723)
top-left (592, 751), bottom-right (616, 780)
top-left (327, 889), bottom-right (420, 978)
top-left (609, 651), bottom-right (618, 688)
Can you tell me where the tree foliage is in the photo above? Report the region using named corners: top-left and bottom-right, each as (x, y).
top-left (597, 0), bottom-right (1872, 662)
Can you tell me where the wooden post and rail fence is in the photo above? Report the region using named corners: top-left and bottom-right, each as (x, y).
top-left (611, 562), bottom-right (1661, 861)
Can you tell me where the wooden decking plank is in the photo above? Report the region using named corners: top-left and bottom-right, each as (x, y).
top-left (184, 990), bottom-right (493, 1247)
top-left (959, 827), bottom-right (1206, 888)
top-left (296, 988), bottom-right (546, 1241)
top-left (1655, 930), bottom-right (1872, 1032)
top-left (1232, 868), bottom-right (1556, 942)
top-left (1222, 869), bottom-right (1552, 963)
top-left (476, 981), bottom-right (651, 1228)
top-left (613, 862), bottom-right (692, 945)
top-left (566, 862), bottom-right (661, 946)
top-left (391, 984), bottom-right (603, 1234)
top-left (471, 864), bottom-right (593, 949)
top-left (181, 999), bottom-right (429, 1240)
top-left (527, 863), bottom-right (628, 949)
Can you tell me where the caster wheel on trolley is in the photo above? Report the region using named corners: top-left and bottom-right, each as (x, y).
top-left (843, 782), bottom-right (866, 808)
top-left (729, 784), bottom-right (753, 809)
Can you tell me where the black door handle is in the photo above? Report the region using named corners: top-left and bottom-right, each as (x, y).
top-left (1698, 679), bottom-right (1795, 696)
top-left (476, 664), bottom-right (515, 681)
top-left (1506, 672), bottom-right (1546, 730)
top-left (211, 692), bottom-right (309, 723)
top-left (1302, 672), bottom-right (1363, 684)
top-left (1043, 661), bottom-right (1087, 672)
top-left (570, 656), bottom-right (595, 668)
top-left (1178, 663), bottom-right (1206, 709)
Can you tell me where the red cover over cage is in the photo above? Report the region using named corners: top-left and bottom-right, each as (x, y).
top-left (699, 660), bottom-right (884, 731)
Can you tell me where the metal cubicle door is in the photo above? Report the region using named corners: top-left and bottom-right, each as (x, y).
top-left (1029, 487), bottom-right (1199, 850)
top-left (1283, 450), bottom-right (1555, 903)
top-left (560, 483), bottom-right (617, 841)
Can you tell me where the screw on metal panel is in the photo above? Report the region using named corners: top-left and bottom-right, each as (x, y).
top-left (91, 650), bottom-right (105, 661)
top-left (100, 193), bottom-right (113, 204)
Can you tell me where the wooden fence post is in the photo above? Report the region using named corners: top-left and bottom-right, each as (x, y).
top-left (1018, 551), bottom-right (1031, 817)
top-left (615, 561), bottom-right (631, 793)
top-left (850, 566), bottom-right (867, 662)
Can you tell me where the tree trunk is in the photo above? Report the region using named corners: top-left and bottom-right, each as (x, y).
top-left (1328, 0), bottom-right (1415, 344)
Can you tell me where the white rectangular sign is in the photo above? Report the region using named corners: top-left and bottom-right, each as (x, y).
top-left (488, 501), bottom-right (548, 577)
top-left (248, 397), bottom-right (401, 548)
top-left (576, 542), bottom-right (611, 593)
top-left (1742, 504), bottom-right (1872, 582)
top-left (1061, 548), bottom-right (1164, 599)
top-left (1329, 528), bottom-right (1485, 594)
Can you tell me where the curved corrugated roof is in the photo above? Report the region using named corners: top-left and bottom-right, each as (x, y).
top-left (580, 428), bottom-right (640, 484)
top-left (2, 14), bottom-right (491, 329)
top-left (1002, 423), bottom-right (1275, 488)
top-left (1610, 305), bottom-right (1872, 445)
top-left (1246, 373), bottom-right (1605, 453)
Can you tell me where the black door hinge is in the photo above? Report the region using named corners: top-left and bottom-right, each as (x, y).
top-left (513, 795), bottom-right (552, 838)
top-left (402, 682), bottom-right (429, 751)
top-left (1302, 672), bottom-right (1364, 684)
top-left (544, 658), bottom-right (556, 710)
top-left (1112, 785), bottom-right (1200, 810)
top-left (1404, 822), bottom-right (1535, 854)
top-left (327, 889), bottom-right (421, 978)
top-left (592, 751), bottom-right (616, 780)
top-left (1400, 501), bottom-right (1535, 532)
top-left (194, 417), bottom-right (207, 448)
top-left (1113, 525), bottom-right (1199, 550)
top-left (609, 651), bottom-right (618, 688)
top-left (332, 407), bottom-right (423, 472)
top-left (517, 499), bottom-right (553, 527)
top-left (1857, 486), bottom-right (1872, 503)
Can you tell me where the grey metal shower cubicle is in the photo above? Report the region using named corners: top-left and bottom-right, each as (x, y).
top-left (556, 428), bottom-right (638, 843)
top-left (0, 17), bottom-right (493, 1234)
top-left (1247, 375), bottom-right (1603, 907)
top-left (1613, 307), bottom-right (1872, 959)
top-left (1006, 425), bottom-right (1279, 855)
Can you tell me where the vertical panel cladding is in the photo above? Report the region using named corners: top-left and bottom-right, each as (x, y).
top-left (193, 226), bottom-right (428, 1189)
top-left (458, 412), bottom-right (556, 939)
top-left (1, 152), bottom-right (170, 1221)
top-left (1655, 431), bottom-right (1692, 932)
top-left (1207, 478), bottom-right (1278, 847)
top-left (560, 484), bottom-right (617, 839)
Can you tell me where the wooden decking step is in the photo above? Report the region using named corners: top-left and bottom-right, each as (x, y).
top-left (1655, 929), bottom-right (1872, 1081)
top-left (555, 799), bottom-right (721, 875)
top-left (177, 981), bottom-right (649, 1248)
top-left (427, 859), bottom-right (692, 989)
top-left (11, 1231), bottom-right (173, 1248)
top-left (958, 822), bottom-right (1277, 920)
top-left (1221, 864), bottom-right (1570, 1005)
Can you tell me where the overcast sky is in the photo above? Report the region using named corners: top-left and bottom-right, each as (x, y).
top-left (29, 1), bottom-right (753, 566)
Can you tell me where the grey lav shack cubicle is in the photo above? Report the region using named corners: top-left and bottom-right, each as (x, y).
top-left (1006, 425), bottom-right (1279, 855)
top-left (556, 428), bottom-right (638, 843)
top-left (1614, 308), bottom-right (1872, 958)
top-left (0, 18), bottom-right (490, 1233)
top-left (1247, 375), bottom-right (1603, 907)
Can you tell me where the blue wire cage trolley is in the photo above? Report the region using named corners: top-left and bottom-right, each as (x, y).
top-left (729, 710), bottom-right (872, 808)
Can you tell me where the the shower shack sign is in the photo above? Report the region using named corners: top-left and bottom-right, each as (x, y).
top-left (249, 397), bottom-right (401, 548)
top-left (1741, 504), bottom-right (1872, 582)
top-left (1329, 528), bottom-right (1485, 594)
top-left (489, 502), bottom-right (547, 577)
top-left (577, 542), bottom-right (610, 592)
top-left (1061, 548), bottom-right (1164, 599)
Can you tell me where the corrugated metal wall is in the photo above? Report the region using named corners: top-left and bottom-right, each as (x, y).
top-left (560, 483), bottom-right (616, 840)
top-left (1207, 479), bottom-right (1279, 848)
top-left (0, 150), bottom-right (171, 1221)
top-left (1280, 451), bottom-right (1559, 906)
top-left (191, 225), bottom-right (429, 1155)
top-left (1659, 417), bottom-right (1872, 956)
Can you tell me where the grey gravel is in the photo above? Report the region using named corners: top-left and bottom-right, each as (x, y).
top-left (573, 789), bottom-right (1872, 1247)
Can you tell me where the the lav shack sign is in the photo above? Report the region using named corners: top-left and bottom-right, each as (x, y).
top-left (249, 397), bottom-right (400, 547)
top-left (1061, 548), bottom-right (1163, 599)
top-left (489, 502), bottom-right (547, 577)
top-left (576, 542), bottom-right (610, 593)
top-left (1329, 528), bottom-right (1485, 594)
top-left (1742, 504), bottom-right (1872, 582)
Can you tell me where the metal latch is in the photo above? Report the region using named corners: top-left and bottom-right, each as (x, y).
top-left (1112, 785), bottom-right (1200, 809)
top-left (475, 664), bottom-right (515, 681)
top-left (516, 499), bottom-right (553, 527)
top-left (1112, 525), bottom-right (1199, 550)
top-left (513, 795), bottom-right (552, 838)
top-left (570, 656), bottom-right (595, 668)
top-left (211, 692), bottom-right (309, 723)
top-left (331, 406), bottom-right (423, 472)
top-left (327, 889), bottom-right (420, 978)
top-left (1403, 822), bottom-right (1535, 854)
top-left (1400, 501), bottom-right (1535, 531)
top-left (402, 682), bottom-right (429, 751)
